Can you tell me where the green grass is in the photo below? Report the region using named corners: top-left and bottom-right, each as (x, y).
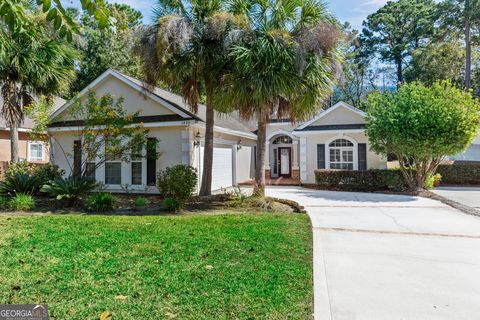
top-left (0, 212), bottom-right (312, 319)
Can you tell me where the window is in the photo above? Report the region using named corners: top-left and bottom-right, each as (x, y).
top-left (104, 140), bottom-right (121, 185)
top-left (86, 162), bottom-right (96, 181)
top-left (131, 162), bottom-right (142, 185)
top-left (28, 142), bottom-right (44, 161)
top-left (272, 135), bottom-right (292, 144)
top-left (105, 162), bottom-right (121, 185)
top-left (131, 143), bottom-right (143, 185)
top-left (329, 139), bottom-right (354, 170)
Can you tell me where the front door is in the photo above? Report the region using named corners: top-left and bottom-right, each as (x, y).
top-left (278, 147), bottom-right (291, 178)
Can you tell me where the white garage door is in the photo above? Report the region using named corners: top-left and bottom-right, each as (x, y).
top-left (200, 146), bottom-right (233, 191)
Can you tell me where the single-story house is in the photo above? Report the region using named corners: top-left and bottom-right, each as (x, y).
top-left (47, 69), bottom-right (256, 192)
top-left (47, 69), bottom-right (389, 191)
top-left (264, 101), bottom-right (387, 184)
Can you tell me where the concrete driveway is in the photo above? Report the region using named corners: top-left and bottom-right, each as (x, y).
top-left (266, 186), bottom-right (480, 320)
top-left (432, 186), bottom-right (480, 209)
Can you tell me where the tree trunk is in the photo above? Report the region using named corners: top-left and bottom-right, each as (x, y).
top-left (199, 85), bottom-right (214, 196)
top-left (396, 56), bottom-right (403, 87)
top-left (253, 110), bottom-right (268, 197)
top-left (10, 120), bottom-right (19, 163)
top-left (465, 0), bottom-right (472, 91)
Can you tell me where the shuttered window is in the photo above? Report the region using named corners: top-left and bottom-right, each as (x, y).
top-left (358, 143), bottom-right (367, 171)
top-left (73, 140), bottom-right (81, 177)
top-left (317, 144), bottom-right (325, 169)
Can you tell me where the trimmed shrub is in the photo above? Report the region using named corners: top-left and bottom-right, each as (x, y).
top-left (134, 196), bottom-right (148, 209)
top-left (0, 173), bottom-right (44, 196)
top-left (314, 169), bottom-right (405, 192)
top-left (34, 164), bottom-right (64, 184)
top-left (0, 196), bottom-right (9, 209)
top-left (436, 162), bottom-right (480, 185)
top-left (41, 177), bottom-right (97, 205)
top-left (9, 193), bottom-right (35, 211)
top-left (2, 162), bottom-right (64, 196)
top-left (157, 165), bottom-right (197, 210)
top-left (6, 161), bottom-right (31, 177)
top-left (162, 197), bottom-right (181, 212)
top-left (86, 192), bottom-right (116, 212)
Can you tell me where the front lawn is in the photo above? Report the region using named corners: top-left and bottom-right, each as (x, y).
top-left (0, 212), bottom-right (312, 319)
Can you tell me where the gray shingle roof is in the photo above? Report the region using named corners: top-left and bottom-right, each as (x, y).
top-left (117, 71), bottom-right (255, 137)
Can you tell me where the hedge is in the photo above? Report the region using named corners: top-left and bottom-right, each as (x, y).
top-left (436, 162), bottom-right (480, 185)
top-left (314, 169), bottom-right (405, 192)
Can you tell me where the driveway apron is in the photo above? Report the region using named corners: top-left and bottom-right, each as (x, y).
top-left (266, 186), bottom-right (480, 320)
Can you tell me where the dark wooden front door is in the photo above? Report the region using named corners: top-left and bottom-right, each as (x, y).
top-left (278, 147), bottom-right (291, 178)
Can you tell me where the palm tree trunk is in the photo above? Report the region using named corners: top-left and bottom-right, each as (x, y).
top-left (254, 109), bottom-right (268, 197)
top-left (10, 121), bottom-right (19, 163)
top-left (465, 0), bottom-right (472, 91)
top-left (199, 84), bottom-right (214, 196)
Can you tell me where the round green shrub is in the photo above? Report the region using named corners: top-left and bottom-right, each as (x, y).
top-left (86, 192), bottom-right (117, 212)
top-left (0, 196), bottom-right (9, 209)
top-left (162, 197), bottom-right (181, 212)
top-left (9, 194), bottom-right (35, 211)
top-left (34, 164), bottom-right (64, 184)
top-left (134, 196), bottom-right (149, 208)
top-left (157, 165), bottom-right (197, 210)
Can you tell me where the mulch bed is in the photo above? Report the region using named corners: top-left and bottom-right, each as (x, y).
top-left (0, 193), bottom-right (303, 215)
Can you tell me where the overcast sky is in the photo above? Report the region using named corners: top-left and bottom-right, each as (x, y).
top-left (60, 0), bottom-right (389, 30)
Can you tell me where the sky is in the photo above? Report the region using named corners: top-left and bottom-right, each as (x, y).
top-left (60, 0), bottom-right (389, 30)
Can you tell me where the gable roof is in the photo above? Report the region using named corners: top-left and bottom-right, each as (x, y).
top-left (120, 72), bottom-right (255, 137)
top-left (50, 69), bottom-right (255, 138)
top-left (51, 69), bottom-right (199, 121)
top-left (295, 101), bottom-right (366, 131)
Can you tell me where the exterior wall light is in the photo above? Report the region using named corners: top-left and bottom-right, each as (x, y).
top-left (237, 139), bottom-right (242, 151)
top-left (193, 131), bottom-right (201, 147)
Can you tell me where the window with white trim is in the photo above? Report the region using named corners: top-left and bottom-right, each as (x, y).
top-left (28, 142), bottom-right (44, 161)
top-left (329, 139), bottom-right (354, 170)
top-left (104, 141), bottom-right (121, 185)
top-left (131, 144), bottom-right (143, 185)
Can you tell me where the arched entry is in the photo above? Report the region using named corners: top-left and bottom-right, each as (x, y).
top-left (271, 135), bottom-right (293, 178)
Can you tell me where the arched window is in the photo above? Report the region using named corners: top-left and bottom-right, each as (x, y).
top-left (329, 139), bottom-right (354, 170)
top-left (272, 135), bottom-right (292, 144)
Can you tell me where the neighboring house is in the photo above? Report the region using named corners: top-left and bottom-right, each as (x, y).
top-left (264, 101), bottom-right (387, 184)
top-left (47, 69), bottom-right (256, 192)
top-left (448, 135), bottom-right (480, 162)
top-left (0, 96), bottom-right (64, 164)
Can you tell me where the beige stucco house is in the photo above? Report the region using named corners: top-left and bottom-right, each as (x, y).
top-left (47, 69), bottom-right (256, 192)
top-left (47, 69), bottom-right (387, 192)
top-left (264, 101), bottom-right (387, 184)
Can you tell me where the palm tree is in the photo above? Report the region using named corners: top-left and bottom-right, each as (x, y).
top-left (0, 15), bottom-right (77, 163)
top-left (138, 0), bottom-right (245, 196)
top-left (216, 0), bottom-right (343, 196)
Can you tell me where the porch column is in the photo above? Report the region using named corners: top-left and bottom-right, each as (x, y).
top-left (292, 140), bottom-right (299, 170)
top-left (300, 137), bottom-right (307, 182)
top-left (265, 141), bottom-right (270, 170)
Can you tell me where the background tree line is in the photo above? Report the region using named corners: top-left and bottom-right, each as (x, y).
top-left (334, 0), bottom-right (480, 108)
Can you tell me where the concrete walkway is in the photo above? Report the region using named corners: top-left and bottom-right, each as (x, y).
top-left (266, 186), bottom-right (480, 320)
